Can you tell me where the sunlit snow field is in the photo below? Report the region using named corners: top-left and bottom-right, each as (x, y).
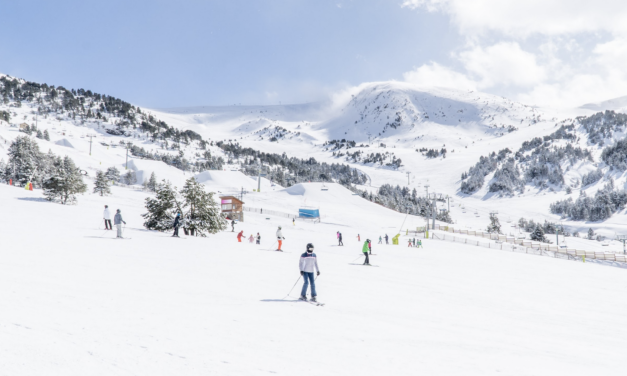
top-left (1, 182), bottom-right (626, 375)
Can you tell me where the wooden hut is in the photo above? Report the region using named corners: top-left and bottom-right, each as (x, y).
top-left (220, 196), bottom-right (244, 222)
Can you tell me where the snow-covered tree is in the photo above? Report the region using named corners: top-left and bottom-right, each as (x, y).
top-left (179, 177), bottom-right (227, 236)
top-left (486, 213), bottom-right (502, 234)
top-left (36, 130), bottom-right (44, 139)
top-left (105, 166), bottom-right (120, 184)
top-left (93, 170), bottom-right (111, 196)
top-left (147, 171), bottom-right (158, 192)
top-left (142, 180), bottom-right (180, 231)
top-left (530, 224), bottom-right (547, 243)
top-left (43, 129), bottom-right (50, 141)
top-left (5, 135), bottom-right (43, 186)
top-left (587, 228), bottom-right (595, 240)
top-left (123, 170), bottom-right (137, 185)
top-left (42, 156), bottom-right (87, 204)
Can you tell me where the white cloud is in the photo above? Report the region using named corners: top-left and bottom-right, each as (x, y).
top-left (400, 0), bottom-right (627, 108)
top-left (403, 62), bottom-right (477, 90)
top-left (401, 0), bottom-right (627, 37)
top-left (459, 42), bottom-right (546, 88)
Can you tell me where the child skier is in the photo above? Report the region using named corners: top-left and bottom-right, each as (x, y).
top-left (276, 226), bottom-right (285, 251)
top-left (299, 243), bottom-right (320, 302)
top-left (256, 233), bottom-right (261, 245)
top-left (338, 232), bottom-right (343, 246)
top-left (357, 234), bottom-right (360, 241)
top-left (237, 230), bottom-right (244, 242)
top-left (378, 236), bottom-right (382, 244)
top-left (249, 234), bottom-right (254, 243)
top-left (368, 239), bottom-right (372, 255)
top-left (362, 240), bottom-right (371, 265)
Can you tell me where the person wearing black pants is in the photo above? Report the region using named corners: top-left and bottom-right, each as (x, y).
top-left (103, 205), bottom-right (112, 230)
top-left (338, 232), bottom-right (343, 246)
top-left (172, 213), bottom-right (181, 237)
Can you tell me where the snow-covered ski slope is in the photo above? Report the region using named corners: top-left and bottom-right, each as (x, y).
top-left (2, 182), bottom-right (627, 375)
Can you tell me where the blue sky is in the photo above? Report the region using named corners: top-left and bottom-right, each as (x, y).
top-left (2, 1), bottom-right (627, 108)
top-left (0, 1), bottom-right (457, 107)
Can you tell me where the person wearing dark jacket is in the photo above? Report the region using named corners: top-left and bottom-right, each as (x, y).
top-left (338, 232), bottom-right (343, 246)
top-left (172, 213), bottom-right (181, 237)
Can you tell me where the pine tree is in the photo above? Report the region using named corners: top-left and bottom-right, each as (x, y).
top-left (142, 180), bottom-right (180, 231)
top-left (179, 177), bottom-right (227, 236)
top-left (587, 228), bottom-right (595, 240)
top-left (530, 224), bottom-right (547, 243)
top-left (5, 135), bottom-right (42, 186)
top-left (93, 170), bottom-right (111, 196)
top-left (105, 166), bottom-right (120, 184)
top-left (486, 213), bottom-right (502, 234)
top-left (43, 129), bottom-right (50, 141)
top-left (123, 170), bottom-right (137, 185)
top-left (42, 156), bottom-right (87, 204)
top-left (36, 130), bottom-right (44, 139)
top-left (147, 171), bottom-right (158, 192)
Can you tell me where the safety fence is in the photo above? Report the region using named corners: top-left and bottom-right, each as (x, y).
top-left (428, 228), bottom-right (627, 266)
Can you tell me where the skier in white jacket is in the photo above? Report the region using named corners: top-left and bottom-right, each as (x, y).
top-left (276, 226), bottom-right (285, 252)
top-left (299, 243), bottom-right (320, 302)
top-left (103, 205), bottom-right (112, 230)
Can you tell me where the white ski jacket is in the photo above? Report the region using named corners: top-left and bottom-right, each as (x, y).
top-left (299, 252), bottom-right (319, 273)
top-left (103, 208), bottom-right (111, 220)
top-left (276, 229), bottom-right (284, 239)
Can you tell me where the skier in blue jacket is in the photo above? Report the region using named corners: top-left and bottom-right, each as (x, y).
top-left (172, 213), bottom-right (181, 237)
top-left (299, 243), bottom-right (320, 302)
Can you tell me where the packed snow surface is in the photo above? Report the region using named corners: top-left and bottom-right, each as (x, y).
top-left (1, 182), bottom-right (627, 375)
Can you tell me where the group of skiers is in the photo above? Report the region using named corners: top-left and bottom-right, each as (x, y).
top-left (236, 230), bottom-right (262, 245)
top-left (408, 238), bottom-right (423, 248)
top-left (103, 205), bottom-right (127, 238)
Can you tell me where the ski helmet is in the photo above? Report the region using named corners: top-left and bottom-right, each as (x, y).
top-left (306, 243), bottom-right (314, 252)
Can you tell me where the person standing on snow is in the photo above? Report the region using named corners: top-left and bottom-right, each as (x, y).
top-left (276, 226), bottom-right (285, 251)
top-left (385, 234), bottom-right (389, 245)
top-left (368, 239), bottom-right (372, 255)
top-left (357, 234), bottom-right (360, 242)
top-left (237, 230), bottom-right (244, 242)
top-left (114, 209), bottom-right (126, 239)
top-left (103, 205), bottom-right (112, 230)
top-left (338, 232), bottom-right (343, 246)
top-left (231, 220), bottom-right (235, 232)
top-left (256, 232), bottom-right (261, 245)
top-left (249, 234), bottom-right (254, 243)
top-left (299, 243), bottom-right (320, 302)
top-left (362, 240), bottom-right (371, 265)
top-left (378, 236), bottom-right (382, 244)
top-left (172, 213), bottom-right (181, 237)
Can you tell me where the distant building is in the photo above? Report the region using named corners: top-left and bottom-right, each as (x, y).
top-left (220, 196), bottom-right (244, 222)
top-left (19, 122), bottom-right (29, 130)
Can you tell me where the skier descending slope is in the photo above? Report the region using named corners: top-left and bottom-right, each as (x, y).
top-left (276, 226), bottom-right (285, 251)
top-left (114, 209), bottom-right (127, 239)
top-left (362, 240), bottom-right (371, 265)
top-left (299, 243), bottom-right (320, 302)
top-left (103, 205), bottom-right (112, 230)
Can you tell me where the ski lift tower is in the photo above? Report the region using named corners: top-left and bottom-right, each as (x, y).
top-left (616, 235), bottom-right (627, 254)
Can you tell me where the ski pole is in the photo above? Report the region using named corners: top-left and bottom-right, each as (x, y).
top-left (266, 241), bottom-right (278, 251)
top-left (284, 275), bottom-right (301, 299)
top-left (351, 254), bottom-right (364, 263)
